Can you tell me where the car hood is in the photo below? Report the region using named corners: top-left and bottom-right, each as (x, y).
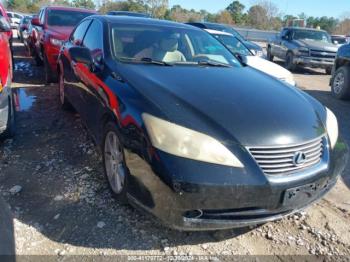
top-left (118, 64), bottom-right (325, 147)
top-left (245, 56), bottom-right (294, 84)
top-left (47, 26), bottom-right (74, 40)
top-left (294, 39), bottom-right (338, 52)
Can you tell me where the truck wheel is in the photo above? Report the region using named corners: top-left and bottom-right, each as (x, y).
top-left (267, 46), bottom-right (274, 62)
top-left (325, 67), bottom-right (332, 75)
top-left (331, 66), bottom-right (350, 100)
top-left (285, 52), bottom-right (297, 72)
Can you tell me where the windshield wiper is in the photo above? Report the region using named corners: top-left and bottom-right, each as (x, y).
top-left (140, 57), bottom-right (173, 66)
top-left (197, 60), bottom-right (232, 68)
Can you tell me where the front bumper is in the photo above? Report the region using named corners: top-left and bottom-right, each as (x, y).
top-left (294, 56), bottom-right (335, 69)
top-left (124, 139), bottom-right (348, 231)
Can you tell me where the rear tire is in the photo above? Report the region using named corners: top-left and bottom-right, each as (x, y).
top-left (267, 46), bottom-right (274, 62)
top-left (285, 52), bottom-right (297, 72)
top-left (331, 66), bottom-right (350, 100)
top-left (102, 122), bottom-right (128, 204)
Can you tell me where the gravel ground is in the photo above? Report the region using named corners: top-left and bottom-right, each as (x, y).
top-left (0, 40), bottom-right (350, 259)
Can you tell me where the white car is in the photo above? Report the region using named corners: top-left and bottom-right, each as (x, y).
top-left (6, 12), bottom-right (23, 28)
top-left (206, 29), bottom-right (296, 86)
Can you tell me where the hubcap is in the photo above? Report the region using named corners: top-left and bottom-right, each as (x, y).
top-left (104, 131), bottom-right (125, 194)
top-left (334, 72), bottom-right (345, 94)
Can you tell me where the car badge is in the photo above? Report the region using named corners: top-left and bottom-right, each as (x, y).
top-left (293, 152), bottom-right (307, 166)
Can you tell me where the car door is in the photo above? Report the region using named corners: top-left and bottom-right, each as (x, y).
top-left (61, 19), bottom-right (92, 114)
top-left (272, 29), bottom-right (287, 59)
top-left (76, 20), bottom-right (107, 140)
top-left (280, 30), bottom-right (291, 60)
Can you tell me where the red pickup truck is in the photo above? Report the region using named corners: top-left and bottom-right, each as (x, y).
top-left (0, 5), bottom-right (14, 138)
top-left (31, 6), bottom-right (96, 84)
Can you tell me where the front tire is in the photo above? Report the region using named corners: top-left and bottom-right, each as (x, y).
top-left (102, 122), bottom-right (128, 203)
top-left (58, 68), bottom-right (73, 110)
top-left (331, 66), bottom-right (350, 100)
top-left (267, 46), bottom-right (274, 61)
top-left (325, 67), bottom-right (332, 75)
top-left (2, 96), bottom-right (16, 139)
top-left (44, 55), bottom-right (57, 84)
top-left (34, 49), bottom-right (43, 66)
top-left (285, 52), bottom-right (297, 72)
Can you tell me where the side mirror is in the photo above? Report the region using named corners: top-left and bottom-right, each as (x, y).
top-left (235, 52), bottom-right (248, 65)
top-left (69, 46), bottom-right (92, 67)
top-left (31, 17), bottom-right (42, 26)
top-left (0, 17), bottom-right (11, 32)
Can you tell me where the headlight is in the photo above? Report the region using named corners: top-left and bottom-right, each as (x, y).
top-left (142, 113), bottom-right (244, 168)
top-left (50, 38), bottom-right (63, 47)
top-left (325, 108), bottom-right (338, 149)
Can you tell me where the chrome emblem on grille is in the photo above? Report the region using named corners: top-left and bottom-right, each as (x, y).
top-left (293, 152), bottom-right (307, 166)
top-left (321, 52), bottom-right (327, 56)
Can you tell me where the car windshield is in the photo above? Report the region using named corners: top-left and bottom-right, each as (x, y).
top-left (292, 29), bottom-right (331, 43)
top-left (212, 33), bottom-right (252, 56)
top-left (47, 10), bottom-right (93, 26)
top-left (110, 24), bottom-right (242, 67)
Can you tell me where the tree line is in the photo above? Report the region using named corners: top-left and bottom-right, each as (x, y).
top-left (4, 0), bottom-right (350, 34)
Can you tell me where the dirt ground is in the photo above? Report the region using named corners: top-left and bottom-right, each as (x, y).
top-left (0, 40), bottom-right (350, 259)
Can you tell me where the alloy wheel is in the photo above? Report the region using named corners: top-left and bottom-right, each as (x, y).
top-left (333, 72), bottom-right (345, 95)
top-left (104, 131), bottom-right (125, 194)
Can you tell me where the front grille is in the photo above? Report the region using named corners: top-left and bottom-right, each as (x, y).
top-left (248, 136), bottom-right (325, 175)
top-left (310, 49), bottom-right (336, 59)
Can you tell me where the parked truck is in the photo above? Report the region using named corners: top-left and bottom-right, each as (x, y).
top-left (267, 27), bottom-right (338, 74)
top-left (330, 43), bottom-right (350, 99)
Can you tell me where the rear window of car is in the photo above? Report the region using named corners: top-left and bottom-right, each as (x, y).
top-left (47, 9), bottom-right (93, 26)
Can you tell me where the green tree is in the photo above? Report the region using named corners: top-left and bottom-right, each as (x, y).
top-left (145, 0), bottom-right (168, 18)
top-left (247, 5), bottom-right (268, 29)
top-left (72, 0), bottom-right (95, 9)
top-left (225, 1), bottom-right (245, 24)
top-left (216, 10), bottom-right (234, 25)
top-left (99, 0), bottom-right (147, 14)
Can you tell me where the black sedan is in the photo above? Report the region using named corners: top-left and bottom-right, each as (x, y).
top-left (57, 15), bottom-right (347, 230)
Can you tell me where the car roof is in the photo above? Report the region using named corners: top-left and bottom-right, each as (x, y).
top-left (44, 6), bottom-right (96, 13)
top-left (96, 15), bottom-right (200, 29)
top-left (205, 29), bottom-right (232, 36)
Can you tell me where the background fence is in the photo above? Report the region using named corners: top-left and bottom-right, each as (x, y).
top-left (233, 27), bottom-right (279, 42)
